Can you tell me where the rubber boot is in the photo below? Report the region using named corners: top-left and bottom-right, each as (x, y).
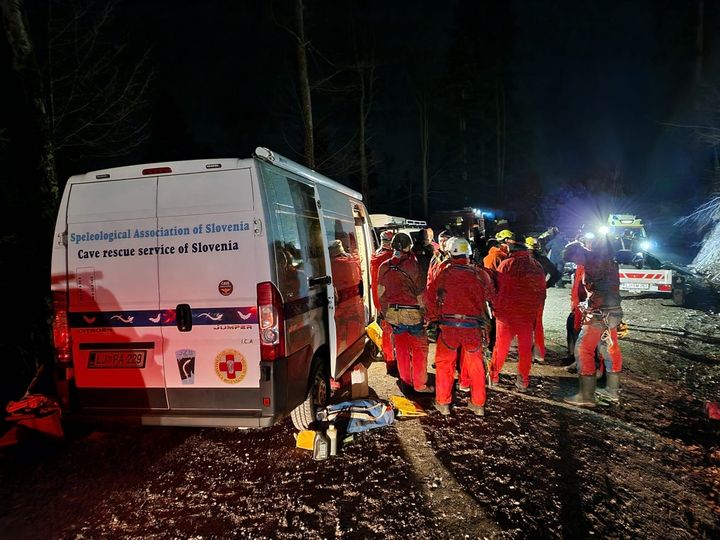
top-left (563, 375), bottom-right (597, 408)
top-left (596, 372), bottom-right (620, 403)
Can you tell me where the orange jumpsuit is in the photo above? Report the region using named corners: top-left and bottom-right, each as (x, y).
top-left (426, 259), bottom-right (494, 407)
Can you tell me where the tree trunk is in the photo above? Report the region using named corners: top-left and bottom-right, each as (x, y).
top-left (460, 88), bottom-right (468, 186)
top-left (1, 0), bottom-right (59, 223)
top-left (495, 80), bottom-right (506, 201)
top-left (295, 0), bottom-right (314, 169)
top-left (358, 76), bottom-right (369, 205)
top-left (418, 94), bottom-right (430, 219)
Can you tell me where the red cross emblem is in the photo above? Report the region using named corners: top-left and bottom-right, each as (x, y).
top-left (215, 349), bottom-right (247, 384)
top-left (219, 353), bottom-right (242, 379)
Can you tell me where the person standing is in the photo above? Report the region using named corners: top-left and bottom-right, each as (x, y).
top-left (562, 235), bottom-right (623, 407)
top-left (425, 238), bottom-right (494, 415)
top-left (414, 227), bottom-right (438, 284)
top-left (483, 235), bottom-right (510, 270)
top-left (541, 227), bottom-right (566, 285)
top-left (371, 230), bottom-right (397, 374)
top-left (427, 230), bottom-right (453, 285)
top-left (525, 236), bottom-right (561, 362)
top-left (489, 239), bottom-right (547, 391)
top-left (483, 230), bottom-right (513, 352)
top-left (378, 233), bottom-right (434, 394)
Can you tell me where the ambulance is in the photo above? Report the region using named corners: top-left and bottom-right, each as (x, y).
top-left (50, 148), bottom-right (375, 429)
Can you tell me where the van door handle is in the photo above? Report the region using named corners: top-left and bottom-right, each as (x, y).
top-left (176, 304), bottom-right (192, 332)
top-left (308, 275), bottom-right (332, 287)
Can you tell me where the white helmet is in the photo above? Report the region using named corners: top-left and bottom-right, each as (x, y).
top-left (449, 237), bottom-right (471, 257)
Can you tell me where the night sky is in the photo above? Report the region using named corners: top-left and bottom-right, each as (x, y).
top-left (3, 0), bottom-right (720, 237)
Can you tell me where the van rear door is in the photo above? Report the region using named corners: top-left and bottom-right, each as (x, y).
top-left (66, 177), bottom-right (167, 410)
top-left (157, 168), bottom-right (262, 411)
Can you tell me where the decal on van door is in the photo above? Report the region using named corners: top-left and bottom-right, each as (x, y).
top-left (218, 279), bottom-right (234, 296)
top-left (69, 307), bottom-right (258, 327)
top-left (214, 349), bottom-right (247, 384)
top-left (175, 349), bottom-right (196, 384)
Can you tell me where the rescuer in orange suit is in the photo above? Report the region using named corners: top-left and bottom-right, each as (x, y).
top-left (378, 232), bottom-right (433, 394)
top-left (427, 230), bottom-right (453, 286)
top-left (563, 234), bottom-right (623, 407)
top-left (489, 239), bottom-right (547, 392)
top-left (483, 230), bottom-right (512, 352)
top-left (329, 239), bottom-right (364, 353)
top-left (371, 230), bottom-right (397, 374)
top-left (483, 234), bottom-right (510, 270)
top-left (425, 237), bottom-right (494, 416)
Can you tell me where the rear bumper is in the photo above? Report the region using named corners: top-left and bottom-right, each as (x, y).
top-left (66, 409), bottom-right (280, 428)
top-left (58, 346), bottom-right (313, 428)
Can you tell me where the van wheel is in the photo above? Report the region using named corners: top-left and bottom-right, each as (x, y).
top-left (290, 358), bottom-right (329, 431)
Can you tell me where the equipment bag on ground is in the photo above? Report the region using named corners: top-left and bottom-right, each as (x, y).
top-left (317, 399), bottom-right (394, 433)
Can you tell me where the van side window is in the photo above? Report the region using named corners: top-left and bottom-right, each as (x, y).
top-left (260, 163), bottom-right (325, 300)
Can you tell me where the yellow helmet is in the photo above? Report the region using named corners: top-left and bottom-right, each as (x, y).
top-left (525, 236), bottom-right (538, 248)
top-left (496, 229), bottom-right (515, 241)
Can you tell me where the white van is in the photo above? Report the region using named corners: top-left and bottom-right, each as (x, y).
top-left (50, 148), bottom-right (375, 429)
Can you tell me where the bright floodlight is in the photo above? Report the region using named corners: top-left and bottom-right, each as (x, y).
top-left (599, 225), bottom-right (609, 234)
top-left (640, 240), bottom-right (652, 251)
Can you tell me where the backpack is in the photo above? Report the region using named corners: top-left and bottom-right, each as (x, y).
top-left (317, 399), bottom-right (395, 433)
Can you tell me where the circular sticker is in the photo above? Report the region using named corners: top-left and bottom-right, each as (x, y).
top-left (218, 279), bottom-right (234, 296)
top-left (215, 349), bottom-right (247, 384)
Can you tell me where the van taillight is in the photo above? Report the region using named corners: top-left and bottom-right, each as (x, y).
top-left (142, 166), bottom-right (172, 175)
top-left (257, 282), bottom-right (285, 361)
top-left (52, 292), bottom-right (72, 364)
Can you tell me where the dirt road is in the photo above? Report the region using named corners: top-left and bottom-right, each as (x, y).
top-left (1, 288), bottom-right (718, 539)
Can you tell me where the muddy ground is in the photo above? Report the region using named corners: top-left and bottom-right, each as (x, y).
top-left (1, 287), bottom-right (719, 539)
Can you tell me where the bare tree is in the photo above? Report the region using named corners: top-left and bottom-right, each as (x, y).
top-left (1, 0), bottom-right (153, 222)
top-left (1, 0), bottom-right (58, 221)
top-left (495, 79), bottom-right (507, 198)
top-left (415, 86), bottom-right (431, 219)
top-left (354, 46), bottom-right (375, 205)
top-left (295, 0), bottom-right (314, 168)
top-left (45, 0), bottom-right (153, 160)
top-left (310, 36), bottom-right (377, 204)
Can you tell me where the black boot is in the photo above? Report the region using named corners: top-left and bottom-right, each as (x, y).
top-left (563, 375), bottom-right (597, 408)
top-left (596, 372), bottom-right (620, 403)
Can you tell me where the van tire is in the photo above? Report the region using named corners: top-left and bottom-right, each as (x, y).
top-left (290, 358), bottom-right (329, 431)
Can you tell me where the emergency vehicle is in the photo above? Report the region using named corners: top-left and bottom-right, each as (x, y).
top-left (594, 214), bottom-right (687, 305)
top-left (50, 148), bottom-right (375, 429)
top-left (369, 214), bottom-right (427, 247)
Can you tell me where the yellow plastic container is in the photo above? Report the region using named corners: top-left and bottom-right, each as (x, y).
top-left (366, 321), bottom-right (383, 350)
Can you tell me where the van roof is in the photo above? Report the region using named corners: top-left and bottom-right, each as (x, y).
top-left (70, 159), bottom-right (248, 184)
top-left (67, 149), bottom-right (363, 201)
top-left (254, 147), bottom-right (362, 200)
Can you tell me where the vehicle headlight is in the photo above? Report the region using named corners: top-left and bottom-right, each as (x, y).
top-left (640, 240), bottom-right (651, 251)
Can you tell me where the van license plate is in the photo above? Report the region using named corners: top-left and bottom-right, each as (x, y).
top-left (88, 350), bottom-right (147, 368)
top-left (623, 283), bottom-right (650, 290)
